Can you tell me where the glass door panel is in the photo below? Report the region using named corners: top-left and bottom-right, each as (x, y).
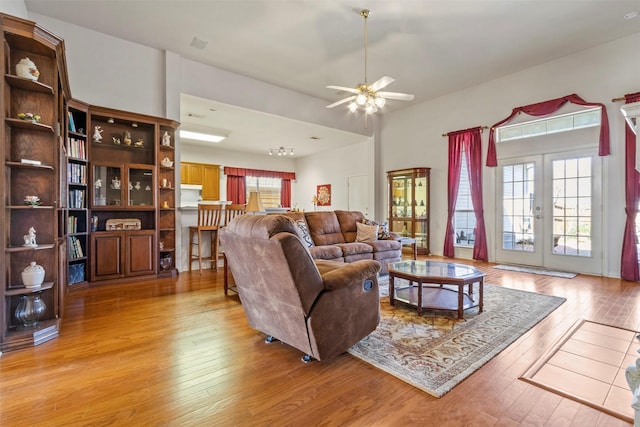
top-left (128, 167), bottom-right (154, 207)
top-left (93, 164), bottom-right (123, 207)
top-left (496, 151), bottom-right (601, 275)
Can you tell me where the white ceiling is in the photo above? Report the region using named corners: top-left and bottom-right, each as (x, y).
top-left (24, 0), bottom-right (640, 156)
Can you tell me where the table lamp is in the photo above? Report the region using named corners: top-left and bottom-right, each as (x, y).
top-left (312, 195), bottom-right (318, 211)
top-left (246, 191), bottom-right (264, 214)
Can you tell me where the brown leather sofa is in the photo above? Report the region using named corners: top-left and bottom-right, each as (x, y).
top-left (219, 214), bottom-right (381, 361)
top-left (283, 210), bottom-right (401, 274)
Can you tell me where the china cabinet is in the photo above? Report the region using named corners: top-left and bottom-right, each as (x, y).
top-left (1, 13), bottom-right (71, 350)
top-left (387, 167), bottom-right (431, 255)
top-left (87, 107), bottom-right (178, 284)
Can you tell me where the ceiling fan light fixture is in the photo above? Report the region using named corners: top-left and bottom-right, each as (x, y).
top-left (325, 9), bottom-right (414, 116)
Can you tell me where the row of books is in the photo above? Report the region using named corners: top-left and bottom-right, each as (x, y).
top-left (69, 189), bottom-right (86, 209)
top-left (67, 215), bottom-right (84, 234)
top-left (66, 136), bottom-right (86, 160)
top-left (68, 236), bottom-right (84, 259)
top-left (67, 163), bottom-right (87, 184)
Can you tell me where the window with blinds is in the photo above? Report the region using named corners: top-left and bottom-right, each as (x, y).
top-left (246, 176), bottom-right (282, 208)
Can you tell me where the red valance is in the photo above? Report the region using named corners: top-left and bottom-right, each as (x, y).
top-left (223, 167), bottom-right (295, 180)
top-left (486, 94), bottom-right (610, 167)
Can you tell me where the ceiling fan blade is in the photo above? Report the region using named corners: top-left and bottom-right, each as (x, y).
top-left (378, 91), bottom-right (415, 101)
top-left (326, 95), bottom-right (356, 109)
top-left (368, 76), bottom-right (395, 92)
top-left (326, 85), bottom-right (361, 95)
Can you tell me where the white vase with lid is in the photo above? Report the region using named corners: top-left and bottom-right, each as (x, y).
top-left (21, 262), bottom-right (45, 288)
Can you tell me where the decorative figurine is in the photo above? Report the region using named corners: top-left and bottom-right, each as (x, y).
top-left (123, 131), bottom-right (132, 146)
top-left (111, 177), bottom-right (121, 189)
top-left (24, 195), bottom-right (40, 206)
top-left (161, 157), bottom-right (174, 167)
top-left (112, 136), bottom-right (121, 145)
top-left (162, 131), bottom-right (171, 146)
top-left (15, 58), bottom-right (40, 81)
top-left (17, 112), bottom-right (41, 123)
top-left (134, 138), bottom-right (144, 148)
top-left (134, 181), bottom-right (141, 191)
top-left (93, 126), bottom-right (103, 142)
top-left (23, 227), bottom-right (37, 248)
top-left (94, 178), bottom-right (102, 188)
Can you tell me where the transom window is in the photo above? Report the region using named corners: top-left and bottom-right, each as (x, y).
top-left (496, 107), bottom-right (601, 142)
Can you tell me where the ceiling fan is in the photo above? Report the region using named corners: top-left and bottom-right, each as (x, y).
top-left (326, 9), bottom-right (415, 114)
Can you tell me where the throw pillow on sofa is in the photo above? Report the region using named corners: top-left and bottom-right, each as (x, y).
top-left (356, 222), bottom-right (378, 242)
top-left (362, 218), bottom-right (391, 240)
top-left (294, 219), bottom-right (314, 248)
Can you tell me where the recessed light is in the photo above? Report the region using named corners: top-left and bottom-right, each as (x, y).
top-left (624, 11), bottom-right (639, 20)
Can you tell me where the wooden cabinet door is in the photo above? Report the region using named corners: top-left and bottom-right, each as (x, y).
top-left (91, 233), bottom-right (124, 281)
top-left (201, 165), bottom-right (220, 200)
top-left (181, 163), bottom-right (203, 185)
top-left (125, 231), bottom-right (155, 276)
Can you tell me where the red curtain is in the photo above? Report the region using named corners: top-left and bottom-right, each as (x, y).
top-left (226, 175), bottom-right (246, 204)
top-left (280, 179), bottom-right (291, 208)
top-left (443, 129), bottom-right (466, 257)
top-left (444, 127), bottom-right (488, 260)
top-left (224, 167), bottom-right (295, 206)
top-left (223, 167), bottom-right (295, 180)
top-left (486, 94), bottom-right (610, 167)
top-left (621, 92), bottom-right (640, 281)
top-left (466, 129), bottom-right (489, 261)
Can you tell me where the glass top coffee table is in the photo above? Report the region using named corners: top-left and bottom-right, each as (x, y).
top-left (387, 260), bottom-right (485, 319)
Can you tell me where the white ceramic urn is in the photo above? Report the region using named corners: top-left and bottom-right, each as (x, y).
top-left (22, 261), bottom-right (45, 288)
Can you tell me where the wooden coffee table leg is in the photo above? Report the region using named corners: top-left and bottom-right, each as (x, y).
top-left (479, 278), bottom-right (483, 313)
top-left (389, 274), bottom-right (395, 306)
top-left (458, 283), bottom-right (464, 319)
top-left (417, 280), bottom-right (423, 315)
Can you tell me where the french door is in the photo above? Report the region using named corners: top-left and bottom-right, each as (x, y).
top-left (495, 150), bottom-right (602, 275)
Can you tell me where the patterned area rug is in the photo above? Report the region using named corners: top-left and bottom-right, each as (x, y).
top-left (348, 276), bottom-right (566, 398)
top-left (494, 264), bottom-right (577, 278)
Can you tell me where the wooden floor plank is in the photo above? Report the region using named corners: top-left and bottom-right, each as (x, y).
top-left (0, 256), bottom-right (637, 426)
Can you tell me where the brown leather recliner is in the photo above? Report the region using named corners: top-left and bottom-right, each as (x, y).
top-left (219, 214), bottom-right (381, 361)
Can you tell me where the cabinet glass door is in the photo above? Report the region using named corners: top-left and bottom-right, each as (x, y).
top-left (93, 164), bottom-right (123, 207)
top-left (415, 176), bottom-right (428, 219)
top-left (128, 167), bottom-right (154, 207)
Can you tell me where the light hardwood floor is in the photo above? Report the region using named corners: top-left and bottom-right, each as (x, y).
top-left (1, 256), bottom-right (639, 426)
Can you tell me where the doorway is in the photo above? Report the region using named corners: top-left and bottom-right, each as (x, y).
top-left (495, 150), bottom-right (602, 275)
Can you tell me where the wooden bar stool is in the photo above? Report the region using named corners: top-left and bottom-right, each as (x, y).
top-left (220, 204), bottom-right (246, 294)
top-left (188, 204), bottom-right (223, 273)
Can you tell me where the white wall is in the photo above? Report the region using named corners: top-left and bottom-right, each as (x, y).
top-left (2, 0), bottom-right (26, 18)
top-left (295, 139), bottom-right (374, 214)
top-left (381, 32), bottom-right (640, 278)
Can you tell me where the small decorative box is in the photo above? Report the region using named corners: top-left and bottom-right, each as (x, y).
top-left (105, 218), bottom-right (141, 230)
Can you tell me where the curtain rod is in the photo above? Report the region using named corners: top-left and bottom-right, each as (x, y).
top-left (612, 97), bottom-right (625, 102)
top-left (441, 126), bottom-right (488, 137)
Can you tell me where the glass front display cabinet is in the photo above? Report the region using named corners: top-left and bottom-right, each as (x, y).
top-left (387, 167), bottom-right (431, 255)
